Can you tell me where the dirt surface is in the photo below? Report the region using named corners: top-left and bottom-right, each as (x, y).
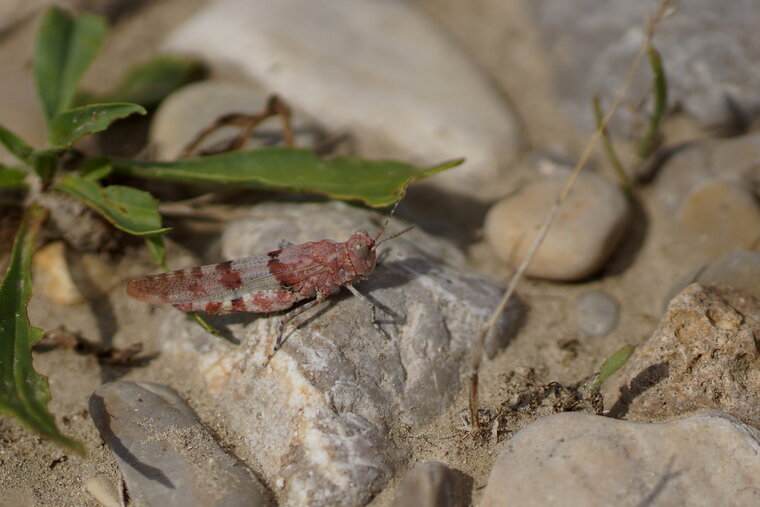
top-left (0, 1), bottom-right (721, 506)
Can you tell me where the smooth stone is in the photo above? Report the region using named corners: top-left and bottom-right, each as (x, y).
top-left (392, 461), bottom-right (470, 507)
top-left (156, 201), bottom-right (522, 506)
top-left (604, 284), bottom-right (760, 427)
top-left (663, 250), bottom-right (760, 309)
top-left (481, 409), bottom-right (760, 506)
top-left (655, 134), bottom-right (760, 213)
top-left (573, 290), bottom-right (619, 337)
top-left (32, 241), bottom-right (116, 306)
top-left (163, 0), bottom-right (519, 198)
top-left (528, 0), bottom-right (760, 133)
top-left (150, 80), bottom-right (321, 160)
top-left (484, 172), bottom-right (630, 281)
top-left (89, 381), bottom-right (271, 507)
top-left (670, 178), bottom-right (760, 266)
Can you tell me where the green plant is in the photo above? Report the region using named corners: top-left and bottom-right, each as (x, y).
top-left (593, 45), bottom-right (669, 192)
top-left (583, 345), bottom-right (635, 397)
top-left (0, 6), bottom-right (462, 449)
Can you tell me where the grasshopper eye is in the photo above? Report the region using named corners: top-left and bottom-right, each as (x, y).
top-left (354, 242), bottom-right (369, 259)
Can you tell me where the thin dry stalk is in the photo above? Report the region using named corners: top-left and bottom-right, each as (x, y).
top-left (180, 94), bottom-right (294, 158)
top-left (467, 0), bottom-right (674, 429)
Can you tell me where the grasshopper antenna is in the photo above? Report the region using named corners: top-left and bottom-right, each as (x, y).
top-left (375, 183), bottom-right (410, 243)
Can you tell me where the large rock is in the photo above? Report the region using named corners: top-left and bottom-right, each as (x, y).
top-left (604, 284), bottom-right (760, 427)
top-left (153, 201), bottom-right (521, 506)
top-left (162, 0), bottom-right (519, 198)
top-left (481, 409), bottom-right (760, 506)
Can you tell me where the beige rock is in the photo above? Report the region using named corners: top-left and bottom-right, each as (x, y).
top-left (481, 410), bottom-right (760, 506)
top-left (163, 0), bottom-right (519, 198)
top-left (484, 172), bottom-right (630, 281)
top-left (670, 179), bottom-right (760, 266)
top-left (32, 241), bottom-right (117, 306)
top-left (604, 284), bottom-right (760, 427)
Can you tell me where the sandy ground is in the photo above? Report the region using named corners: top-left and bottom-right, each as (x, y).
top-left (0, 1), bottom-right (712, 505)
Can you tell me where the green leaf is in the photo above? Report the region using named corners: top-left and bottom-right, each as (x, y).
top-left (0, 205), bottom-right (83, 452)
top-left (0, 165), bottom-right (27, 189)
top-left (48, 103), bottom-right (146, 148)
top-left (586, 345), bottom-right (635, 395)
top-left (0, 124), bottom-right (35, 165)
top-left (80, 55), bottom-right (203, 108)
top-left (113, 147), bottom-right (464, 207)
top-left (34, 6), bottom-right (107, 119)
top-left (55, 174), bottom-right (171, 236)
top-left (145, 235), bottom-right (168, 270)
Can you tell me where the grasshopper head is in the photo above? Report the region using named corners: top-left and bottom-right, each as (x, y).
top-left (346, 230), bottom-right (377, 277)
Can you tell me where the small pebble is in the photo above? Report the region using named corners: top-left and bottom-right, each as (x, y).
top-left (484, 172), bottom-right (630, 281)
top-left (573, 290), bottom-right (619, 337)
top-left (90, 381), bottom-right (270, 507)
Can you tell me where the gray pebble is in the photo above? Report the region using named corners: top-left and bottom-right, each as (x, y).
top-left (90, 381), bottom-right (270, 507)
top-left (574, 290), bottom-right (619, 337)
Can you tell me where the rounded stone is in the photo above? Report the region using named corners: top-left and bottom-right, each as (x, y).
top-left (484, 172), bottom-right (630, 281)
top-left (673, 179), bottom-right (760, 264)
top-left (573, 290), bottom-right (619, 337)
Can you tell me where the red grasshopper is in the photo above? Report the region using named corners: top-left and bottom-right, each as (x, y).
top-left (126, 207), bottom-right (411, 351)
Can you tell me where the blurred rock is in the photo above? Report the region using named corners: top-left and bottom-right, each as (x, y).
top-left (670, 179), bottom-right (760, 266)
top-left (654, 134), bottom-right (760, 213)
top-left (32, 241), bottom-right (116, 306)
top-left (573, 290), bottom-right (619, 337)
top-left (392, 461), bottom-right (470, 507)
top-left (156, 201), bottom-right (522, 506)
top-left (484, 172), bottom-right (629, 281)
top-left (90, 381), bottom-right (271, 507)
top-left (528, 0), bottom-right (760, 133)
top-left (604, 284), bottom-right (760, 427)
top-left (481, 409), bottom-right (760, 506)
top-left (162, 0), bottom-right (519, 198)
top-left (663, 250), bottom-right (760, 309)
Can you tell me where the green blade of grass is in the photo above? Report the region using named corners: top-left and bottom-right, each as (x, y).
top-left (113, 148), bottom-right (464, 207)
top-left (586, 345), bottom-right (635, 395)
top-left (34, 6), bottom-right (107, 119)
top-left (55, 174), bottom-right (171, 236)
top-left (48, 103), bottom-right (146, 148)
top-left (0, 205), bottom-right (83, 452)
top-left (637, 46), bottom-right (668, 161)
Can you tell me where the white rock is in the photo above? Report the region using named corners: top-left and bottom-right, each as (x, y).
top-left (162, 0), bottom-right (519, 197)
top-left (481, 410), bottom-right (760, 506)
top-left (484, 172), bottom-right (630, 281)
